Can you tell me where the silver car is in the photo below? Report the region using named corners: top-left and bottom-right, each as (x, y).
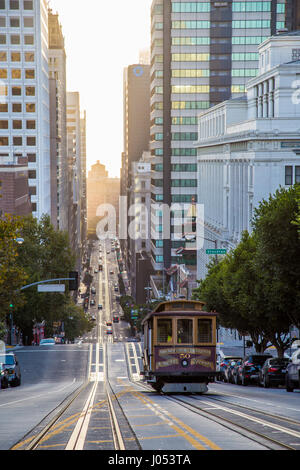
top-left (0, 353), bottom-right (21, 387)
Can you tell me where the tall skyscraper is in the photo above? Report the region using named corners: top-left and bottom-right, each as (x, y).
top-left (121, 63), bottom-right (150, 272)
top-left (150, 0), bottom-right (288, 285)
top-left (48, 8), bottom-right (68, 231)
top-left (0, 0), bottom-right (50, 219)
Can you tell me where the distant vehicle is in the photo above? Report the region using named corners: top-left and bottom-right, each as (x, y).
top-left (99, 265), bottom-right (103, 271)
top-left (224, 358), bottom-right (243, 383)
top-left (113, 315), bottom-right (119, 323)
top-left (0, 353), bottom-right (21, 387)
top-left (0, 363), bottom-right (9, 389)
top-left (236, 354), bottom-right (273, 386)
top-left (219, 356), bottom-right (243, 381)
top-left (258, 357), bottom-right (290, 388)
top-left (39, 338), bottom-right (55, 346)
top-left (286, 348), bottom-right (300, 392)
top-left (114, 287), bottom-right (119, 293)
top-left (110, 270), bottom-right (114, 275)
top-left (107, 251), bottom-right (110, 254)
top-left (98, 304), bottom-right (103, 310)
top-left (106, 328), bottom-right (113, 335)
top-left (91, 287), bottom-right (96, 295)
top-left (106, 321), bottom-right (112, 327)
top-left (90, 299), bottom-right (95, 306)
top-left (94, 269), bottom-right (98, 273)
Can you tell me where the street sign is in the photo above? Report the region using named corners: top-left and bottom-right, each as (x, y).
top-left (38, 284), bottom-right (65, 293)
top-left (206, 249), bottom-right (227, 255)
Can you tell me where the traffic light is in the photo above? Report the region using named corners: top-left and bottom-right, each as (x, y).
top-left (69, 272), bottom-right (79, 291)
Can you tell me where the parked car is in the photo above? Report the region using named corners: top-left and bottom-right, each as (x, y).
top-left (224, 358), bottom-right (243, 383)
top-left (0, 353), bottom-right (21, 387)
top-left (0, 363), bottom-right (9, 389)
top-left (98, 304), bottom-right (103, 310)
top-left (286, 348), bottom-right (300, 392)
top-left (236, 354), bottom-right (273, 386)
top-left (91, 287), bottom-right (96, 295)
top-left (258, 357), bottom-right (290, 388)
top-left (219, 356), bottom-right (243, 381)
top-left (232, 360), bottom-right (243, 384)
top-left (106, 327), bottom-right (113, 335)
top-left (90, 299), bottom-right (95, 306)
top-left (39, 338), bottom-right (55, 346)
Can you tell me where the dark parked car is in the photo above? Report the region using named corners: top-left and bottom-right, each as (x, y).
top-left (224, 358), bottom-right (243, 383)
top-left (0, 363), bottom-right (9, 389)
top-left (236, 354), bottom-right (273, 386)
top-left (286, 348), bottom-right (300, 392)
top-left (0, 353), bottom-right (21, 387)
top-left (258, 357), bottom-right (290, 388)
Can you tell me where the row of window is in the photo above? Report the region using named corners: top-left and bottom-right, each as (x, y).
top-left (154, 148), bottom-right (197, 157)
top-left (0, 85), bottom-right (35, 96)
top-left (0, 16), bottom-right (33, 27)
top-left (171, 20), bottom-right (284, 30)
top-left (285, 166), bottom-right (300, 185)
top-left (171, 53), bottom-right (259, 62)
top-left (0, 0), bottom-right (33, 9)
top-left (171, 36), bottom-right (268, 46)
top-left (0, 118), bottom-right (35, 128)
top-left (153, 164), bottom-right (197, 173)
top-left (172, 2), bottom-right (210, 13)
top-left (0, 102), bottom-right (35, 112)
top-left (152, 179), bottom-right (197, 188)
top-left (153, 194), bottom-right (197, 203)
top-left (0, 33), bottom-right (34, 44)
top-left (154, 132), bottom-right (198, 141)
top-left (0, 50), bottom-right (34, 61)
top-left (232, 2), bottom-right (285, 13)
top-left (172, 69), bottom-right (210, 78)
top-left (0, 135), bottom-right (36, 145)
top-left (0, 68), bottom-right (35, 78)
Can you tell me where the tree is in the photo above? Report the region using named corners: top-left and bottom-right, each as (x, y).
top-left (14, 214), bottom-right (77, 344)
top-left (252, 185), bottom-right (300, 336)
top-left (0, 215), bottom-right (28, 338)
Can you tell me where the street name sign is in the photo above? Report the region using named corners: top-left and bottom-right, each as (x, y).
top-left (38, 284), bottom-right (65, 293)
top-left (206, 249), bottom-right (227, 255)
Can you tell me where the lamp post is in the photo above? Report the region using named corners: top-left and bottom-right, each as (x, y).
top-left (8, 237), bottom-right (24, 346)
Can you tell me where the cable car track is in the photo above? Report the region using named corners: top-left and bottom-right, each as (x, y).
top-left (132, 380), bottom-right (299, 450)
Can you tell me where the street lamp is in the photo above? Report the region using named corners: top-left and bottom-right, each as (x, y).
top-left (9, 237), bottom-right (24, 346)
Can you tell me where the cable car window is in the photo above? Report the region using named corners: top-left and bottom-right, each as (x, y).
top-left (177, 319), bottom-right (193, 344)
top-left (157, 319), bottom-right (173, 343)
top-left (198, 319), bottom-right (212, 343)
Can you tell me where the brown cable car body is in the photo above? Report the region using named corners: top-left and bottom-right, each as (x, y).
top-left (142, 300), bottom-right (218, 393)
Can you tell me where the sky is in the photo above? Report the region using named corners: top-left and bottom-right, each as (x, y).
top-left (49, 0), bottom-right (152, 178)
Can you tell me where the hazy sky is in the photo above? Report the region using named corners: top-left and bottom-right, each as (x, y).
top-left (49, 0), bottom-right (152, 178)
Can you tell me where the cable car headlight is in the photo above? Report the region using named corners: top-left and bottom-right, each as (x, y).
top-left (181, 359), bottom-right (189, 367)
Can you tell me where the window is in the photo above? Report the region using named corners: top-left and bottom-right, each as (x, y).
top-left (0, 52), bottom-right (6, 61)
top-left (0, 120), bottom-right (8, 129)
top-left (24, 35), bottom-right (34, 45)
top-left (11, 69), bottom-right (21, 79)
top-left (285, 166), bottom-right (293, 185)
top-left (25, 52), bottom-right (34, 62)
top-left (24, 0), bottom-right (33, 9)
top-left (177, 319), bottom-right (193, 344)
top-left (0, 35), bottom-right (6, 44)
top-left (29, 186), bottom-right (36, 196)
top-left (157, 319), bottom-right (173, 343)
top-left (0, 69), bottom-right (7, 78)
top-left (26, 136), bottom-right (35, 146)
top-left (11, 52), bottom-right (20, 62)
top-left (23, 17), bottom-right (33, 27)
top-left (295, 166), bottom-right (300, 184)
top-left (0, 103), bottom-right (8, 112)
top-left (13, 136), bottom-right (22, 146)
top-left (26, 120), bottom-right (35, 129)
top-left (25, 86), bottom-right (35, 96)
top-left (10, 0), bottom-right (19, 9)
top-left (12, 86), bottom-right (22, 95)
top-left (12, 120), bottom-right (22, 129)
top-left (12, 103), bottom-right (21, 112)
top-left (0, 16), bottom-right (5, 26)
top-left (0, 1), bottom-right (5, 9)
top-left (25, 69), bottom-right (35, 79)
top-left (26, 103), bottom-right (35, 112)
top-left (28, 169), bottom-right (36, 179)
top-left (0, 84), bottom-right (7, 95)
top-left (10, 34), bottom-right (20, 45)
top-left (0, 136), bottom-right (8, 146)
top-left (10, 17), bottom-right (19, 27)
top-left (198, 319), bottom-right (212, 343)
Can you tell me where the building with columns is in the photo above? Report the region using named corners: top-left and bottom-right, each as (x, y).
top-left (196, 31), bottom-right (300, 281)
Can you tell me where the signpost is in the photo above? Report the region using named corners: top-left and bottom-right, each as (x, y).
top-left (38, 284), bottom-right (66, 293)
top-left (206, 249), bottom-right (227, 255)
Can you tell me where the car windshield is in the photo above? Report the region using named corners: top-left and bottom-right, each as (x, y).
top-left (0, 355), bottom-right (14, 365)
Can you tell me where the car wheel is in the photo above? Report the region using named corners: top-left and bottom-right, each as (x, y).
top-left (263, 375), bottom-right (270, 388)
